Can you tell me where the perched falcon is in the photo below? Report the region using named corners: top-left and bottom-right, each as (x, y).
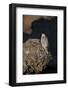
top-left (41, 33), bottom-right (48, 54)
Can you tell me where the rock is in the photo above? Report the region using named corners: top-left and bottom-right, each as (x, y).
top-left (23, 39), bottom-right (52, 74)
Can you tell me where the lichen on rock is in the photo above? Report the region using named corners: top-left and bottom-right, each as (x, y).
top-left (23, 39), bottom-right (52, 74)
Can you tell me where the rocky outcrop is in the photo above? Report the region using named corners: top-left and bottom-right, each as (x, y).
top-left (23, 39), bottom-right (52, 74)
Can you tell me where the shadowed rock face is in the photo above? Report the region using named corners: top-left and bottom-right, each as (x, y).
top-left (23, 16), bottom-right (55, 34)
top-left (23, 39), bottom-right (52, 74)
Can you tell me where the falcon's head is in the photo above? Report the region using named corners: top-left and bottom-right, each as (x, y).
top-left (41, 33), bottom-right (46, 39)
top-left (41, 33), bottom-right (48, 50)
top-left (41, 33), bottom-right (47, 42)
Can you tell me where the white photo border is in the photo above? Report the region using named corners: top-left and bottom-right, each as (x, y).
top-left (16, 7), bottom-right (64, 83)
